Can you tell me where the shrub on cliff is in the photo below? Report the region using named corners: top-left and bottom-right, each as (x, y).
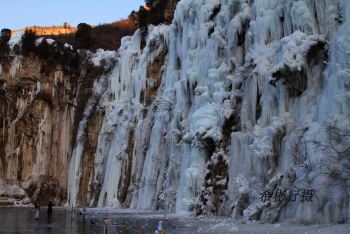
top-left (36, 39), bottom-right (52, 59)
top-left (0, 28), bottom-right (11, 45)
top-left (137, 0), bottom-right (177, 28)
top-left (138, 6), bottom-right (149, 31)
top-left (75, 23), bottom-right (94, 50)
top-left (36, 40), bottom-right (80, 74)
top-left (0, 28), bottom-right (11, 62)
top-left (21, 29), bottom-right (37, 55)
top-left (61, 45), bottom-right (80, 73)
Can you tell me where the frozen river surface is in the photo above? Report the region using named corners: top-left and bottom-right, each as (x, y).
top-left (0, 208), bottom-right (350, 233)
top-left (0, 208), bottom-right (200, 234)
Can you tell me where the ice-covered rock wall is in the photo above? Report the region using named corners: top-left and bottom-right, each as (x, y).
top-left (68, 0), bottom-right (350, 223)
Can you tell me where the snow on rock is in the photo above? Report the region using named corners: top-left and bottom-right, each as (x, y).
top-left (90, 49), bottom-right (117, 67)
top-left (46, 38), bottom-right (55, 45)
top-left (64, 43), bottom-right (73, 49)
top-left (35, 37), bottom-right (55, 46)
top-left (35, 37), bottom-right (44, 45)
top-left (8, 31), bottom-right (24, 49)
top-left (0, 179), bottom-right (30, 206)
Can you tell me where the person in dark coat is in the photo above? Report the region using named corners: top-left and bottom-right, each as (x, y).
top-left (47, 200), bottom-right (54, 220)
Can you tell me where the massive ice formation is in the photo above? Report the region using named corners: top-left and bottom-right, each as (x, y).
top-left (10, 0), bottom-right (347, 223)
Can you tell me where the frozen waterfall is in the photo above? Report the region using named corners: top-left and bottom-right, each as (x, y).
top-left (67, 0), bottom-right (350, 223)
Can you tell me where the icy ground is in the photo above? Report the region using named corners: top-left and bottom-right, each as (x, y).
top-left (88, 209), bottom-right (350, 233)
top-left (94, 209), bottom-right (350, 233)
top-left (2, 207), bottom-right (348, 234)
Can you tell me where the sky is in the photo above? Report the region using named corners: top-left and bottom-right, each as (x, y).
top-left (0, 0), bottom-right (145, 30)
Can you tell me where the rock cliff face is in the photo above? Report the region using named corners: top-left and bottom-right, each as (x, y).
top-left (1, 0), bottom-right (350, 224)
top-left (0, 54), bottom-right (102, 205)
top-left (163, 0), bottom-right (180, 23)
top-left (0, 0), bottom-right (178, 207)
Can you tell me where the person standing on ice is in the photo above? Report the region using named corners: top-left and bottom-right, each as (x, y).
top-left (47, 200), bottom-right (54, 220)
top-left (34, 200), bottom-right (40, 220)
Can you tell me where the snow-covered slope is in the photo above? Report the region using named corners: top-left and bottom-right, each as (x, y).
top-left (67, 0), bottom-right (350, 223)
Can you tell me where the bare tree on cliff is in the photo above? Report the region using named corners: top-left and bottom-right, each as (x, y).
top-left (316, 121), bottom-right (350, 182)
